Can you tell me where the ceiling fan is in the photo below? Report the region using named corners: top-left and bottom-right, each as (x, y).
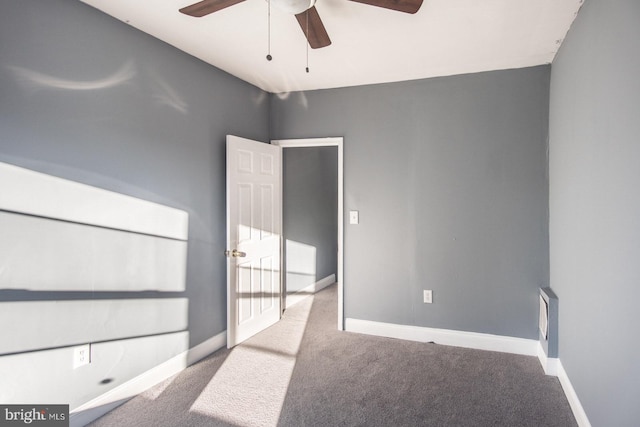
top-left (179, 0), bottom-right (423, 49)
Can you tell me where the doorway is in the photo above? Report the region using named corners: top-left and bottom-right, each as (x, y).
top-left (271, 138), bottom-right (344, 330)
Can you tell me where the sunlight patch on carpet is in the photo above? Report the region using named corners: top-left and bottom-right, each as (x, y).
top-left (188, 295), bottom-right (314, 426)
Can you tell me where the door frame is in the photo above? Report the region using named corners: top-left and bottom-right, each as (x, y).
top-left (271, 137), bottom-right (344, 331)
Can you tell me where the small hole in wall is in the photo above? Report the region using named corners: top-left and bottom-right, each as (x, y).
top-left (99, 378), bottom-right (114, 385)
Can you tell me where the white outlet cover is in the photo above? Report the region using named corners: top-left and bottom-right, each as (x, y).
top-left (73, 344), bottom-right (91, 369)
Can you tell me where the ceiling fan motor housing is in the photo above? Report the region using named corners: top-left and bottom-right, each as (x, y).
top-left (269, 0), bottom-right (316, 14)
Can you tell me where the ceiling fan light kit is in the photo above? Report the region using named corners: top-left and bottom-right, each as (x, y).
top-left (270, 0), bottom-right (317, 15)
top-left (350, 0), bottom-right (422, 14)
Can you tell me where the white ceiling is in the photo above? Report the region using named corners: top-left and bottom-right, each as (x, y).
top-left (80, 0), bottom-right (583, 94)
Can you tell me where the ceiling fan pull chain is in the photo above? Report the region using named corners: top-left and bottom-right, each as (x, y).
top-left (266, 0), bottom-right (273, 61)
top-left (305, 10), bottom-right (310, 72)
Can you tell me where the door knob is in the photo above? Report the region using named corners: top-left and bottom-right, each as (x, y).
top-left (225, 249), bottom-right (246, 258)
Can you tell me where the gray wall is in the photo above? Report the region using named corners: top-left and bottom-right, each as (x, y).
top-left (283, 147), bottom-right (338, 293)
top-left (271, 66), bottom-right (550, 339)
top-left (0, 0), bottom-right (268, 411)
top-left (549, 0), bottom-right (640, 425)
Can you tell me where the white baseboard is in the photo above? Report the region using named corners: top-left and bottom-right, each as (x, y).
top-left (536, 342), bottom-right (559, 376)
top-left (184, 331), bottom-right (226, 366)
top-left (557, 361), bottom-right (592, 427)
top-left (286, 274), bottom-right (336, 308)
top-left (69, 330), bottom-right (226, 427)
top-left (345, 318), bottom-right (538, 356)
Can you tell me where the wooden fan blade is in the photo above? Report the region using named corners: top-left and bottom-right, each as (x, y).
top-left (295, 6), bottom-right (332, 49)
top-left (179, 0), bottom-right (245, 17)
top-left (349, 0), bottom-right (422, 14)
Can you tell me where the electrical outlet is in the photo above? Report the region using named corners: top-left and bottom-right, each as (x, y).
top-left (423, 290), bottom-right (433, 304)
top-left (73, 344), bottom-right (91, 369)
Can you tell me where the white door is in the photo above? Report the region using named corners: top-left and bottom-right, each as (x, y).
top-left (226, 135), bottom-right (282, 348)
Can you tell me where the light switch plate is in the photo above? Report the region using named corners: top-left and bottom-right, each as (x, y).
top-left (349, 210), bottom-right (359, 225)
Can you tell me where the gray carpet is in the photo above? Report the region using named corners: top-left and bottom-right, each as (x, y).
top-left (90, 285), bottom-right (577, 426)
